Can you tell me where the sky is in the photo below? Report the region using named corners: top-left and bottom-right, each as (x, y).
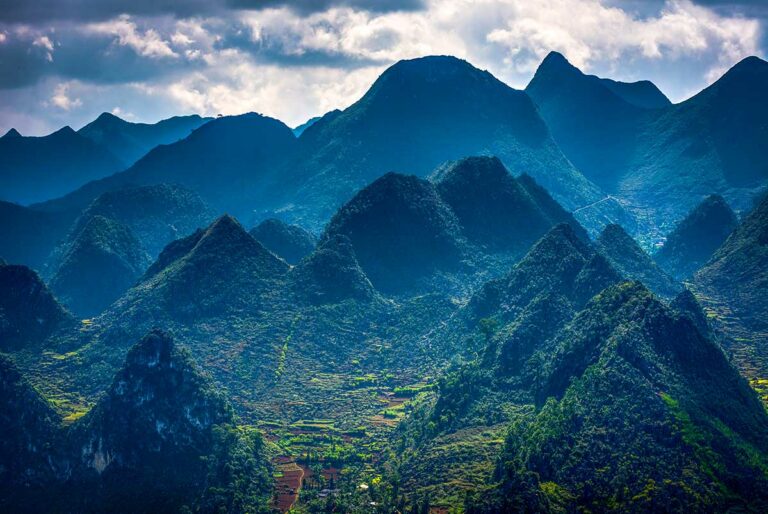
top-left (0, 0), bottom-right (765, 135)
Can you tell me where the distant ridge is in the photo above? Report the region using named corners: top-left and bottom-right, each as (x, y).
top-left (0, 124), bottom-right (123, 204)
top-left (79, 112), bottom-right (211, 167)
top-left (281, 54), bottom-right (617, 232)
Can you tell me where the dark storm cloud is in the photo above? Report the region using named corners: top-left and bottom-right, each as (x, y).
top-left (0, 0), bottom-right (424, 23)
top-left (0, 27), bottom-right (201, 89)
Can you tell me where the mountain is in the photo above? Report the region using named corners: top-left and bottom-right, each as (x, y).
top-left (482, 282), bottom-right (768, 513)
top-left (463, 224), bottom-right (622, 373)
top-left (526, 51), bottom-right (668, 190)
top-left (655, 194), bottom-right (738, 279)
top-left (317, 160), bottom-right (593, 297)
top-left (595, 223), bottom-right (681, 298)
top-left (620, 56), bottom-right (768, 225)
top-left (527, 53), bottom-right (768, 240)
top-left (66, 330), bottom-right (272, 512)
top-left (249, 218), bottom-right (317, 265)
top-left (431, 156), bottom-right (588, 251)
top-left (320, 172), bottom-right (467, 295)
top-left (0, 355), bottom-right (62, 504)
top-left (281, 55), bottom-right (617, 232)
top-left (391, 275), bottom-right (768, 511)
top-left (35, 113), bottom-right (298, 222)
top-left (48, 215), bottom-right (150, 317)
top-left (0, 201), bottom-right (74, 271)
top-left (385, 225), bottom-right (624, 506)
top-left (78, 112), bottom-right (211, 167)
top-left (122, 215), bottom-right (289, 321)
top-left (70, 184), bottom-right (214, 259)
top-left (31, 57), bottom-right (628, 236)
top-left (289, 234), bottom-right (377, 305)
top-left (692, 193), bottom-right (768, 378)
top-left (0, 263), bottom-right (71, 350)
top-left (0, 330), bottom-right (273, 512)
top-left (0, 126), bottom-right (123, 204)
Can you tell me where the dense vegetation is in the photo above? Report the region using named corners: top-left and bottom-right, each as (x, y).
top-left (1, 51), bottom-right (767, 513)
top-left (1, 330), bottom-right (273, 513)
top-left (49, 215), bottom-right (151, 316)
top-left (693, 193), bottom-right (768, 380)
top-left (0, 263), bottom-right (72, 350)
top-left (655, 195), bottom-right (739, 280)
top-left (250, 218), bottom-right (317, 265)
top-left (595, 223), bottom-right (680, 298)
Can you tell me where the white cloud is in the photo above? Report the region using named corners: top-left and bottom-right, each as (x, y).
top-left (152, 55), bottom-right (383, 126)
top-left (1, 0), bottom-right (764, 135)
top-left (231, 0), bottom-right (760, 96)
top-left (50, 82), bottom-right (83, 111)
top-left (87, 15), bottom-right (178, 58)
top-left (32, 35), bottom-right (54, 61)
top-left (481, 0), bottom-right (759, 74)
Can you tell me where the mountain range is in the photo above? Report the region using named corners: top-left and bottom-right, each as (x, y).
top-left (1, 49), bottom-right (768, 514)
top-left (78, 112), bottom-right (210, 167)
top-left (528, 52), bottom-right (768, 239)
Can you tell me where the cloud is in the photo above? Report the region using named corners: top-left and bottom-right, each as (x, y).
top-left (0, 0), bottom-right (425, 24)
top-left (0, 0), bottom-right (764, 136)
top-left (479, 0), bottom-right (760, 73)
top-left (49, 82), bottom-right (82, 110)
top-left (87, 15), bottom-right (178, 58)
top-left (0, 20), bottom-right (205, 89)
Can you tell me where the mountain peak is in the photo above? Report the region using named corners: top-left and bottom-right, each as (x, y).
top-left (386, 55), bottom-right (475, 76)
top-left (123, 328), bottom-right (175, 369)
top-left (92, 111), bottom-right (126, 126)
top-left (291, 234), bottom-right (377, 305)
top-left (249, 218), bottom-right (316, 265)
top-left (698, 54), bottom-right (768, 99)
top-left (599, 222), bottom-right (632, 241)
top-left (539, 222), bottom-right (588, 249)
top-left (96, 111), bottom-right (121, 121)
top-left (52, 125), bottom-right (77, 137)
top-left (433, 156), bottom-right (567, 251)
top-left (671, 288), bottom-right (710, 335)
top-left (542, 50), bottom-right (570, 66)
top-left (655, 194), bottom-right (737, 280)
top-left (732, 55), bottom-right (768, 72)
top-left (535, 50), bottom-right (580, 77)
top-left (699, 193), bottom-right (731, 211)
top-left (322, 172), bottom-right (465, 295)
top-left (2, 128), bottom-right (21, 138)
top-left (49, 214), bottom-right (150, 316)
top-left (187, 214), bottom-right (286, 272)
top-left (130, 215), bottom-right (288, 320)
top-left (597, 223), bottom-right (681, 298)
top-left (207, 213), bottom-right (242, 235)
top-left (431, 155), bottom-right (508, 183)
